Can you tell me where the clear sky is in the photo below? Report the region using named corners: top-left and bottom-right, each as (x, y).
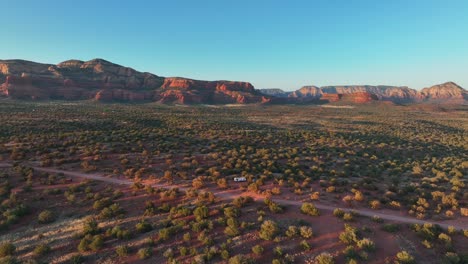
top-left (2, 0), bottom-right (468, 91)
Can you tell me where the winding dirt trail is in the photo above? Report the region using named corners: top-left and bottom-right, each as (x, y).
top-left (3, 163), bottom-right (467, 230)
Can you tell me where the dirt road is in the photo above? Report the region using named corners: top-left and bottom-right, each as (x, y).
top-left (9, 164), bottom-right (468, 230)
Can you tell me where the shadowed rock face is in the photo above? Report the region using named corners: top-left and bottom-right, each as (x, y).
top-left (260, 83), bottom-right (467, 104)
top-left (0, 59), bottom-right (267, 104)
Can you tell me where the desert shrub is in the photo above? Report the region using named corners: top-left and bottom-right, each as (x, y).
top-left (285, 225), bottom-right (298, 237)
top-left (78, 235), bottom-right (103, 252)
top-left (267, 201), bottom-right (284, 213)
top-left (354, 191), bottom-right (364, 202)
top-left (221, 249), bottom-right (230, 260)
top-left (299, 226), bottom-right (314, 239)
top-left (82, 217), bottom-right (100, 235)
top-left (339, 224), bottom-right (358, 245)
top-left (369, 200), bottom-right (381, 209)
top-left (357, 238), bottom-right (375, 251)
top-left (300, 202), bottom-right (320, 216)
top-left (228, 254), bottom-right (252, 264)
top-left (37, 210), bottom-right (55, 224)
top-left (300, 240), bottom-right (311, 250)
top-left (333, 208), bottom-right (345, 218)
top-left (197, 230), bottom-right (214, 246)
top-left (135, 220), bottom-right (152, 233)
top-left (182, 232), bottom-right (191, 242)
top-left (99, 203), bottom-right (124, 219)
top-left (92, 198), bottom-right (112, 210)
top-left (421, 240), bottom-right (432, 249)
top-left (395, 251), bottom-right (415, 264)
top-left (137, 247), bottom-right (152, 259)
top-left (0, 242), bottom-right (15, 257)
top-left (33, 243), bottom-right (51, 256)
top-left (310, 192), bottom-right (320, 200)
top-left (89, 235), bottom-right (103, 251)
top-left (224, 218), bottom-right (240, 237)
top-left (232, 196), bottom-right (253, 208)
top-left (179, 246), bottom-right (188, 256)
top-left (343, 246), bottom-right (359, 260)
top-left (443, 252), bottom-right (460, 264)
top-left (251, 245), bottom-right (264, 255)
top-left (77, 236), bottom-right (90, 252)
top-left (315, 252), bottom-right (335, 264)
top-left (273, 246), bottom-right (283, 257)
top-left (438, 233), bottom-right (452, 246)
top-left (0, 256), bottom-right (18, 264)
top-left (447, 226), bottom-right (456, 235)
top-left (115, 245), bottom-right (129, 257)
top-left (342, 213), bottom-right (354, 221)
top-left (460, 208), bottom-right (468, 217)
top-left (411, 223), bottom-right (441, 240)
top-left (224, 206), bottom-right (240, 218)
top-left (259, 220), bottom-right (278, 240)
top-left (70, 254), bottom-right (84, 264)
top-left (108, 225), bottom-right (131, 240)
top-left (194, 205), bottom-right (209, 221)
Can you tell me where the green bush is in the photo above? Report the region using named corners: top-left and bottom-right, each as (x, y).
top-left (333, 208), bottom-right (345, 218)
top-left (115, 245), bottom-right (129, 257)
top-left (339, 224), bottom-right (359, 245)
top-left (137, 247), bottom-right (152, 259)
top-left (443, 252), bottom-right (460, 264)
top-left (300, 240), bottom-right (311, 250)
top-left (315, 252), bottom-right (335, 264)
top-left (37, 210), bottom-right (55, 224)
top-left (300, 226), bottom-right (314, 239)
top-left (342, 213), bottom-right (354, 221)
top-left (0, 256), bottom-right (18, 264)
top-left (285, 225), bottom-right (298, 237)
top-left (395, 251), bottom-right (415, 264)
top-left (259, 220), bottom-right (278, 240)
top-left (300, 202), bottom-right (320, 216)
top-left (82, 217), bottom-right (100, 235)
top-left (357, 238), bottom-right (375, 251)
top-left (228, 254), bottom-right (252, 264)
top-left (33, 243), bottom-right (51, 256)
top-left (163, 248), bottom-right (174, 258)
top-left (70, 254), bottom-right (84, 264)
top-left (251, 245), bottom-right (264, 255)
top-left (135, 220), bottom-right (152, 233)
top-left (78, 235), bottom-right (103, 252)
top-left (194, 205), bottom-right (209, 221)
top-left (0, 242), bottom-right (15, 257)
top-left (89, 235), bottom-right (103, 251)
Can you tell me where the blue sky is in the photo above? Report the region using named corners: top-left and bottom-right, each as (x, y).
top-left (2, 0), bottom-right (468, 91)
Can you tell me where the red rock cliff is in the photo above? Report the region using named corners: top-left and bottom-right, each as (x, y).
top-left (0, 59), bottom-right (267, 104)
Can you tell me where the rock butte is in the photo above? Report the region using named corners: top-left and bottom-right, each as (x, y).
top-left (0, 58), bottom-right (466, 104)
top-left (262, 83), bottom-right (467, 104)
top-left (0, 59), bottom-right (267, 104)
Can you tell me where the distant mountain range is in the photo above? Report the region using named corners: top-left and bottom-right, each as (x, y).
top-left (0, 59), bottom-right (268, 104)
top-left (1, 58), bottom-right (466, 104)
top-left (260, 82), bottom-right (467, 104)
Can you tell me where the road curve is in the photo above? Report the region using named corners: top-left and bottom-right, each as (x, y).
top-left (9, 164), bottom-right (467, 231)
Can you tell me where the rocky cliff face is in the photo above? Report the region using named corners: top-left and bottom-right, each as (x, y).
top-left (261, 83), bottom-right (466, 104)
top-left (0, 59), bottom-right (267, 104)
top-left (421, 82), bottom-right (467, 102)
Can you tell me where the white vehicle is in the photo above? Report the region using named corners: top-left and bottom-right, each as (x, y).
top-left (233, 177), bottom-right (247, 182)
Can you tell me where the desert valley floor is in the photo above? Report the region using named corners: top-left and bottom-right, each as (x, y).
top-left (0, 100), bottom-right (467, 264)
